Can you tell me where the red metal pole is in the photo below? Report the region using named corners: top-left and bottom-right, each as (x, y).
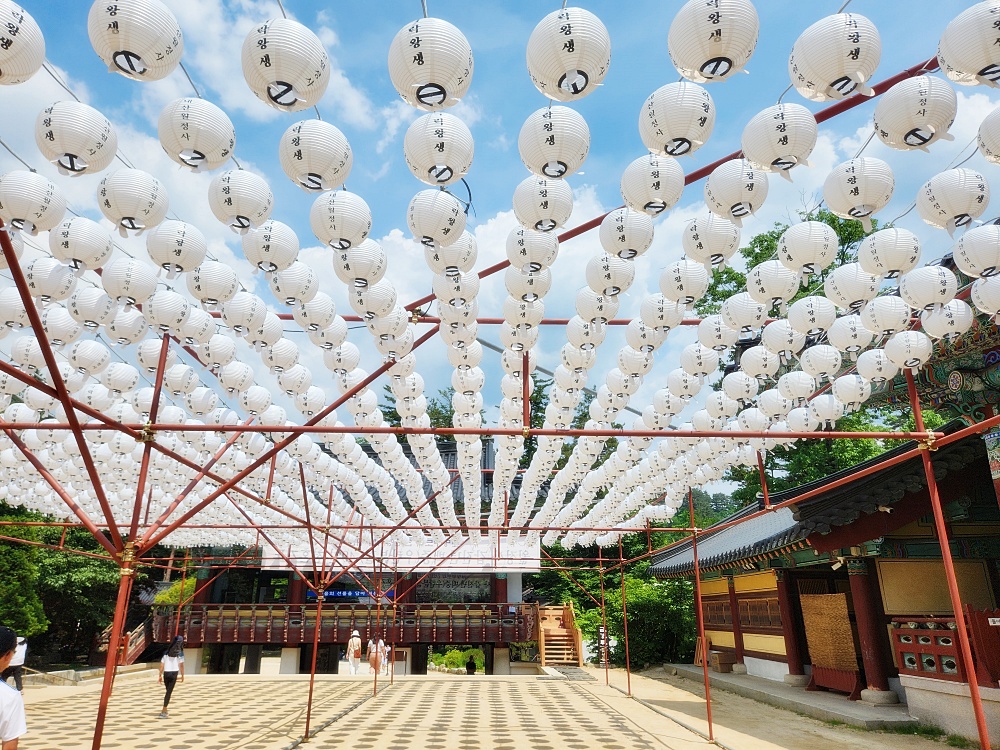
top-left (688, 489), bottom-right (715, 742)
top-left (91, 556), bottom-right (136, 750)
top-left (757, 451), bottom-right (771, 509)
top-left (618, 538), bottom-right (632, 697)
top-left (905, 371), bottom-right (991, 750)
top-left (128, 334), bottom-right (172, 538)
top-left (173, 549), bottom-right (189, 638)
top-left (599, 546), bottom-right (609, 686)
top-left (303, 595), bottom-right (323, 742)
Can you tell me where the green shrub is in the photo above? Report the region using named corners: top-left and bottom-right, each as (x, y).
top-left (153, 577), bottom-right (198, 605)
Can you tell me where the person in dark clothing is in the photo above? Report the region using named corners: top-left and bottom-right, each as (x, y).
top-left (157, 636), bottom-right (185, 718)
top-left (466, 655), bottom-right (476, 675)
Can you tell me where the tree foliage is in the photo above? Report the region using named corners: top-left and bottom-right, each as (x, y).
top-left (0, 508), bottom-right (48, 637)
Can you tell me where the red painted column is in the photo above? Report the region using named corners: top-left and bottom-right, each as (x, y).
top-left (847, 558), bottom-right (898, 703)
top-left (289, 574), bottom-right (308, 605)
top-left (727, 576), bottom-right (746, 671)
top-left (493, 574), bottom-right (508, 603)
top-left (774, 570), bottom-right (808, 685)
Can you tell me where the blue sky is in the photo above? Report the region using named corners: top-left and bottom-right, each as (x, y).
top-left (0, 0), bottom-right (993, 439)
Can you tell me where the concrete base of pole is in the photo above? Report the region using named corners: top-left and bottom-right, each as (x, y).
top-left (731, 663), bottom-right (747, 675)
top-left (784, 674), bottom-right (810, 687)
top-left (862, 688), bottom-right (900, 705)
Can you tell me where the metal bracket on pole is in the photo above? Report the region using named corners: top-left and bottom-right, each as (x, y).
top-left (918, 431), bottom-right (938, 451)
top-left (119, 541), bottom-right (137, 577)
top-left (138, 422), bottom-right (156, 443)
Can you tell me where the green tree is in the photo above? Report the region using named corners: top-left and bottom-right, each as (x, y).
top-left (381, 385), bottom-right (458, 443)
top-left (0, 507), bottom-right (48, 637)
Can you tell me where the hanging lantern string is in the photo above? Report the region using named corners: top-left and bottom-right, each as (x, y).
top-left (837, 0), bottom-right (855, 12)
top-left (179, 61), bottom-right (204, 99)
top-left (0, 139), bottom-right (36, 172)
top-left (775, 84), bottom-right (793, 104)
top-left (421, 0), bottom-right (429, 17)
top-left (276, 0), bottom-right (289, 19)
top-left (313, 106), bottom-right (323, 121)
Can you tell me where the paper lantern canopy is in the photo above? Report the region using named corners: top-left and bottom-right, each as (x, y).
top-left (87, 0), bottom-right (183, 81)
top-left (599, 208), bottom-right (654, 260)
top-left (526, 7), bottom-right (610, 101)
top-left (518, 105), bottom-right (590, 179)
top-left (704, 158), bottom-right (769, 227)
top-left (0, 1), bottom-right (44, 85)
top-left (310, 190), bottom-right (371, 251)
top-left (638, 82), bottom-right (714, 157)
top-left (682, 212), bottom-right (741, 270)
top-left (403, 111), bottom-right (473, 187)
top-left (0, 170), bottom-right (66, 235)
top-left (777, 221), bottom-right (837, 277)
top-left (158, 97), bottom-right (234, 172)
top-left (145, 220), bottom-right (207, 278)
top-left (668, 0), bottom-right (759, 83)
top-left (741, 103), bottom-right (816, 178)
top-left (789, 13), bottom-right (881, 101)
top-left (512, 175), bottom-right (573, 231)
top-left (387, 17), bottom-right (473, 111)
top-left (208, 169), bottom-right (273, 233)
top-left (241, 18), bottom-right (329, 112)
top-left (916, 168), bottom-right (990, 235)
top-left (874, 75), bottom-right (957, 151)
top-left (97, 168), bottom-right (168, 237)
top-left (954, 223), bottom-right (1000, 278)
top-left (823, 157), bottom-right (894, 231)
top-left (48, 217), bottom-right (113, 273)
top-left (938, 2), bottom-right (1000, 88)
top-left (35, 101), bottom-right (117, 176)
top-left (620, 153), bottom-right (684, 217)
top-left (858, 227), bottom-right (921, 279)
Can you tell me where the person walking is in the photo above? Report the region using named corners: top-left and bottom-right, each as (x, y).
top-left (157, 635), bottom-right (185, 719)
top-left (378, 638), bottom-right (388, 676)
top-left (0, 637), bottom-right (25, 693)
top-left (346, 630), bottom-right (362, 675)
top-left (367, 636), bottom-right (378, 674)
top-left (0, 627), bottom-right (26, 749)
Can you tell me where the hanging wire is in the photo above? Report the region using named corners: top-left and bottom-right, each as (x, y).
top-left (313, 105), bottom-right (323, 121)
top-left (179, 61), bottom-right (203, 99)
top-left (837, 0), bottom-right (854, 12)
top-left (776, 84), bottom-right (793, 104)
top-left (852, 128), bottom-right (877, 159)
top-left (421, 0), bottom-right (429, 17)
top-left (0, 139), bottom-right (36, 171)
top-left (276, 0), bottom-right (289, 18)
top-left (42, 62), bottom-right (82, 102)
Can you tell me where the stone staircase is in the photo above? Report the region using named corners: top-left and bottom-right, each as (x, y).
top-left (538, 604), bottom-right (583, 667)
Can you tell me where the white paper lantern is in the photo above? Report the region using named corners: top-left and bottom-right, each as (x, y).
top-left (407, 189), bottom-right (466, 248)
top-left (145, 220), bottom-right (207, 278)
top-left (526, 7), bottom-right (610, 101)
top-left (0, 2), bottom-right (44, 85)
top-left (832, 374), bottom-right (872, 411)
top-left (241, 18), bottom-right (329, 111)
top-left (938, 2), bottom-right (1000, 88)
top-left (978, 106), bottom-right (1000, 164)
top-left (0, 170), bottom-right (65, 235)
top-left (921, 299), bottom-right (974, 340)
top-left (187, 260), bottom-right (239, 308)
top-left (827, 314), bottom-right (873, 356)
top-left (899, 266), bottom-right (958, 311)
top-left (67, 287), bottom-right (115, 330)
top-left (576, 287), bottom-right (618, 324)
top-left (425, 231), bottom-right (477, 276)
top-left (746, 260), bottom-right (799, 311)
top-left (668, 0), bottom-right (758, 83)
top-left (0, 287), bottom-right (26, 329)
top-left (809, 394), bottom-right (845, 428)
top-left (787, 295), bottom-right (837, 337)
top-left (721, 371), bottom-right (757, 403)
top-left (519, 106), bottom-right (589, 179)
top-left (954, 224), bottom-right (1000, 278)
top-left (704, 158), bottom-right (768, 227)
top-left (823, 157), bottom-right (894, 232)
top-left (506, 228), bottom-right (558, 272)
top-left (145, 289), bottom-right (191, 334)
top-left (660, 259), bottom-right (709, 306)
top-left (640, 294), bottom-right (686, 333)
top-left (69, 340), bottom-right (111, 376)
top-left (222, 291), bottom-right (267, 336)
top-left (972, 276), bottom-right (1000, 321)
top-left (566, 316), bottom-right (604, 350)
top-left (858, 227), bottom-right (921, 279)
top-left (884, 330), bottom-right (933, 371)
top-left (158, 97), bottom-right (234, 172)
top-left (874, 76), bottom-right (957, 151)
top-left (512, 175), bottom-right (573, 231)
top-left (87, 0), bottom-right (183, 81)
top-left (107, 307), bottom-right (147, 345)
top-left (239, 385), bottom-right (272, 414)
top-left (349, 280), bottom-right (397, 319)
top-left (48, 217), bottom-right (113, 273)
top-left (800, 344), bottom-right (843, 383)
top-left (25, 257), bottom-right (75, 302)
top-left (856, 347), bottom-right (899, 383)
top-left (741, 103), bottom-right (816, 178)
top-left (777, 371), bottom-right (816, 404)
top-left (682, 212), bottom-right (740, 270)
top-left (761, 319), bottom-right (805, 360)
top-left (387, 18), bottom-right (473, 110)
top-left (599, 208), bottom-right (654, 260)
top-left (626, 320), bottom-right (666, 353)
top-left (721, 292), bottom-right (766, 334)
top-left (824, 262), bottom-right (881, 311)
top-left (776, 221), bottom-right (837, 278)
top-left (789, 13), bottom-right (881, 101)
top-left (308, 318), bottom-right (348, 350)
top-left (335, 239), bottom-right (387, 288)
top-left (98, 168), bottom-right (169, 238)
top-left (619, 153), bottom-right (684, 217)
top-left (264, 338), bottom-right (299, 372)
top-left (179, 306), bottom-right (214, 347)
top-left (638, 82), bottom-right (714, 157)
top-left (101, 257), bottom-right (157, 308)
top-left (403, 111), bottom-right (473, 187)
top-left (39, 305), bottom-right (80, 345)
top-left (506, 267), bottom-right (552, 302)
top-left (916, 168), bottom-right (990, 235)
top-left (202, 334), bottom-right (237, 369)
top-left (242, 219), bottom-right (300, 273)
top-left (860, 296), bottom-right (911, 337)
top-left (101, 362), bottom-right (140, 394)
top-left (269, 260), bottom-right (318, 307)
top-left (35, 101), bottom-right (117, 176)
top-left (740, 345), bottom-right (779, 380)
top-left (208, 170), bottom-right (273, 233)
top-left (219, 362), bottom-right (254, 393)
top-left (278, 119), bottom-right (352, 193)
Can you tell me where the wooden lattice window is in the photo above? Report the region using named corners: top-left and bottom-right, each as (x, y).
top-left (702, 600), bottom-right (731, 627)
top-left (738, 597), bottom-right (782, 629)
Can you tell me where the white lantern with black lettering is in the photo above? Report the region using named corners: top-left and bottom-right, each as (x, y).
top-left (208, 170), bottom-right (273, 233)
top-left (721, 292), bottom-right (766, 334)
top-left (242, 18), bottom-right (329, 112)
top-left (856, 348), bottom-right (898, 383)
top-left (335, 239), bottom-right (387, 288)
top-left (98, 168), bottom-right (169, 237)
top-left (787, 295), bottom-right (837, 336)
top-left (348, 280), bottom-right (397, 319)
top-left (239, 220), bottom-right (298, 274)
top-left (620, 153), bottom-right (684, 217)
top-left (526, 7), bottom-right (610, 101)
top-left (519, 106), bottom-right (589, 179)
top-left (0, 170), bottom-right (65, 235)
top-left (776, 221), bottom-right (837, 279)
top-left (187, 260), bottom-right (239, 308)
top-left (387, 18), bottom-right (473, 110)
top-left (860, 295), bottom-right (911, 336)
top-left (668, 0), bottom-right (758, 83)
top-left (25, 257), bottom-right (75, 303)
top-left (704, 158), bottom-right (769, 227)
top-left (48, 217), bottom-right (112, 273)
top-left (660, 259), bottom-right (709, 307)
top-left (310, 190), bottom-right (372, 252)
top-left (800, 344), bottom-right (842, 383)
top-left (638, 82), bottom-right (714, 157)
top-left (268, 260), bottom-right (318, 307)
top-left (823, 157), bottom-right (894, 232)
top-left (978, 106), bottom-right (1000, 163)
top-left (921, 299), bottom-right (974, 341)
top-left (884, 330), bottom-right (933, 371)
top-left (954, 223), bottom-right (1000, 278)
top-left (407, 189), bottom-right (466, 248)
top-left (899, 266), bottom-right (958, 311)
top-left (789, 13), bottom-right (881, 101)
top-left (938, 2), bottom-right (1000, 88)
top-left (746, 260), bottom-right (799, 312)
top-left (740, 345), bottom-right (779, 381)
top-left (824, 262), bottom-right (880, 311)
top-left (403, 111), bottom-right (473, 187)
top-left (640, 294), bottom-right (685, 334)
top-left (107, 307), bottom-right (147, 345)
top-left (832, 374), bottom-right (872, 412)
top-left (506, 228), bottom-right (558, 272)
top-left (158, 97), bottom-right (234, 172)
top-left (278, 119), bottom-right (352, 192)
top-left (145, 220), bottom-right (207, 279)
top-left (0, 2), bottom-right (44, 85)
top-left (874, 75), bottom-right (957, 151)
top-left (741, 103), bottom-right (816, 178)
top-left (973, 276), bottom-right (1000, 321)
top-left (599, 208), bottom-right (654, 260)
top-left (425, 231), bottom-right (477, 276)
top-left (145, 289), bottom-right (191, 335)
top-left (0, 226), bottom-right (21, 270)
top-left (67, 286), bottom-right (115, 330)
top-left (682, 212), bottom-right (740, 270)
top-left (87, 0), bottom-right (183, 81)
top-left (761, 319), bottom-right (805, 360)
top-left (828, 313), bottom-right (873, 359)
top-left (221, 291), bottom-right (267, 337)
top-left (35, 101), bottom-right (117, 176)
top-left (858, 227), bottom-right (921, 279)
top-left (586, 255), bottom-right (633, 297)
top-left (916, 168), bottom-right (990, 235)
top-left (505, 267), bottom-right (551, 303)
top-left (513, 175), bottom-right (573, 231)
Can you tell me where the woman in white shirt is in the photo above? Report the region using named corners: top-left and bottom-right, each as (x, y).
top-left (158, 636), bottom-right (185, 719)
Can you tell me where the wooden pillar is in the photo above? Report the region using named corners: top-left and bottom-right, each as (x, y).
top-left (289, 574), bottom-right (308, 605)
top-left (847, 558), bottom-right (898, 703)
top-left (493, 573), bottom-right (508, 603)
top-left (727, 575), bottom-right (746, 672)
top-left (774, 570), bottom-right (808, 685)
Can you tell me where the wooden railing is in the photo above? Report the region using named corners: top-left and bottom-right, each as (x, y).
top-left (92, 616), bottom-right (153, 666)
top-left (564, 601), bottom-right (584, 667)
top-left (152, 603), bottom-right (537, 646)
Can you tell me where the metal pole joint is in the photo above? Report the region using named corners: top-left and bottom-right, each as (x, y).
top-left (119, 541), bottom-right (138, 576)
top-left (918, 431), bottom-right (939, 451)
top-left (138, 423), bottom-right (156, 443)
